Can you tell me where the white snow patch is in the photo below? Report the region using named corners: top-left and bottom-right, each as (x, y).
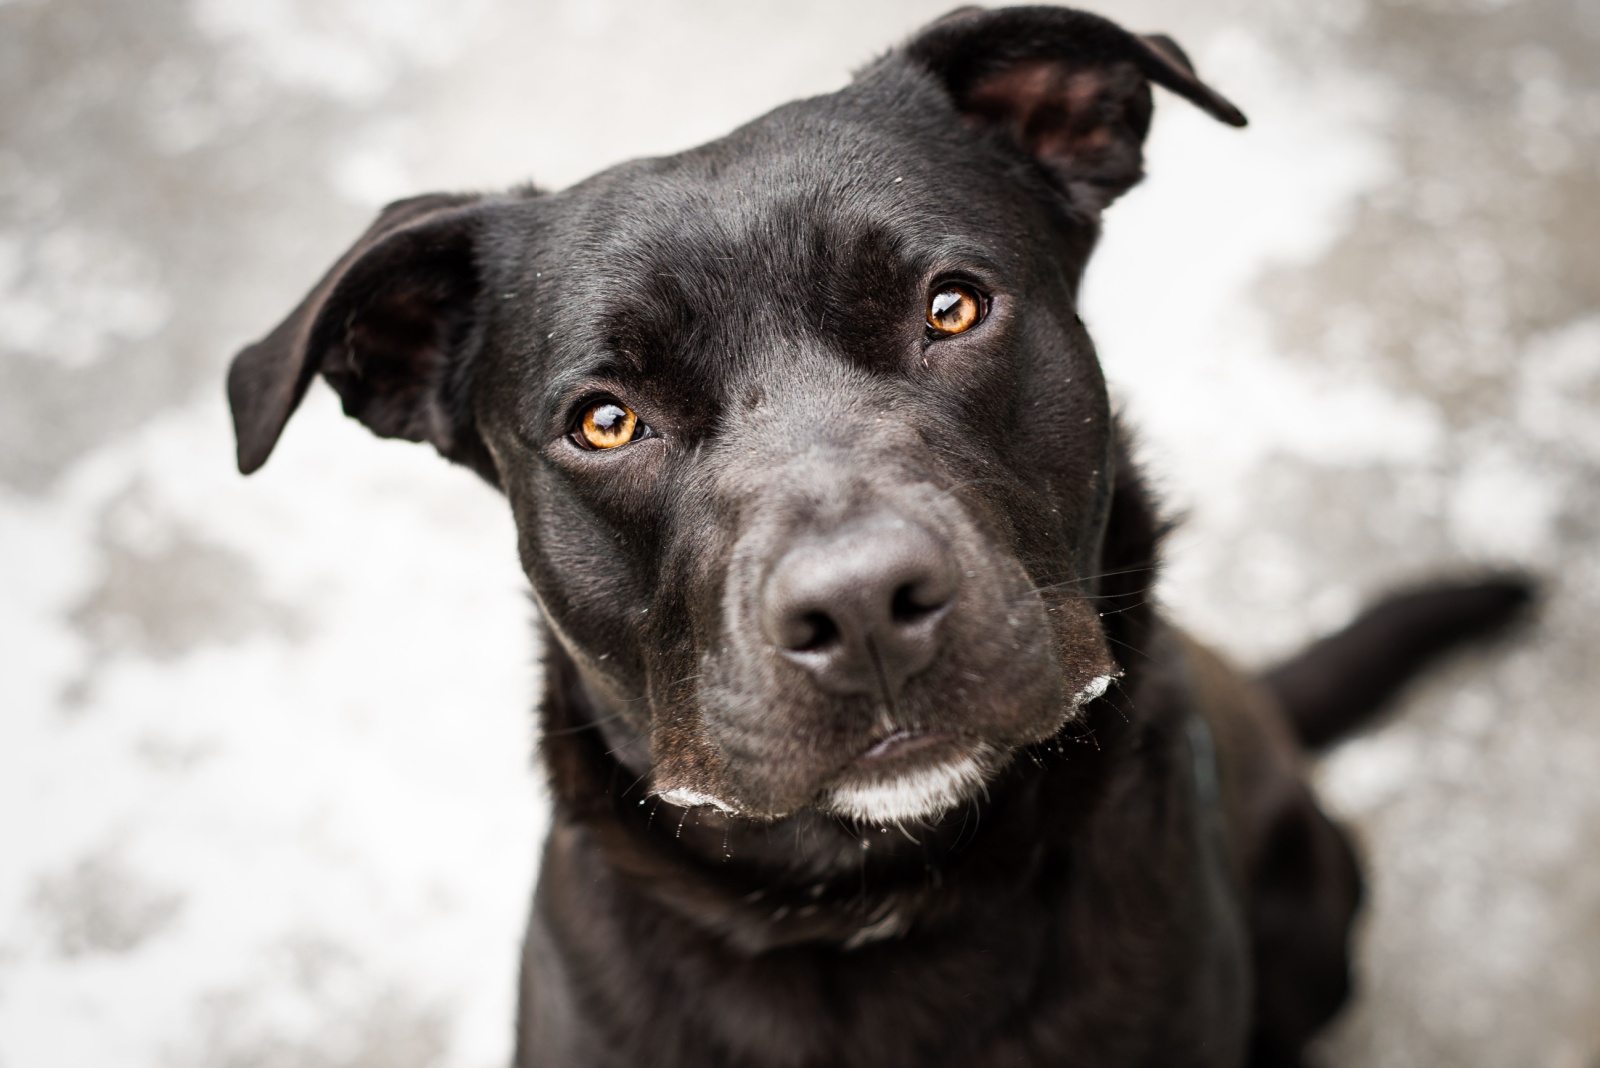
top-left (1081, 26), bottom-right (1430, 526)
top-left (1447, 445), bottom-right (1563, 561)
top-left (1316, 730), bottom-right (1425, 816)
top-left (329, 122), bottom-right (416, 207)
top-left (0, 226), bottom-right (171, 369)
top-left (192, 0), bottom-right (494, 104)
top-left (1516, 315), bottom-right (1600, 461)
top-left (0, 392), bottom-right (542, 1068)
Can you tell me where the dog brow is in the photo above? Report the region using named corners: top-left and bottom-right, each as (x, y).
top-left (924, 239), bottom-right (1003, 274)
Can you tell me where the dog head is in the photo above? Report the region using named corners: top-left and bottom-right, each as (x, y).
top-left (227, 6), bottom-right (1243, 826)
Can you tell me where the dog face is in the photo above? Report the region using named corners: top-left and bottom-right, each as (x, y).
top-left (227, 7), bottom-right (1243, 824)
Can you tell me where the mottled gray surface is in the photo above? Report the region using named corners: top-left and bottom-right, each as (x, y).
top-left (1, 0), bottom-right (1596, 1065)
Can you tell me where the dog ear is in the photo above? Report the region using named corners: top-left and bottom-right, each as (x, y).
top-left (903, 6), bottom-right (1246, 214)
top-left (226, 192), bottom-right (499, 482)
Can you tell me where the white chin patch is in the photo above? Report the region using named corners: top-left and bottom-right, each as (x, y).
top-left (1074, 673), bottom-right (1115, 706)
top-left (654, 786), bottom-right (739, 815)
top-left (824, 752), bottom-right (989, 825)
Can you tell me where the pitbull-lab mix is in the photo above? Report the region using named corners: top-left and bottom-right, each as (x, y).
top-left (228, 7), bottom-right (1531, 1066)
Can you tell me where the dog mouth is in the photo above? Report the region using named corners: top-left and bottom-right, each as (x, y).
top-left (860, 727), bottom-right (948, 763)
top-left (818, 728), bottom-right (999, 825)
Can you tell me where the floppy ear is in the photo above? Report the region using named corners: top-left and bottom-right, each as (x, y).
top-left (226, 192), bottom-right (499, 483)
top-left (903, 6), bottom-right (1246, 215)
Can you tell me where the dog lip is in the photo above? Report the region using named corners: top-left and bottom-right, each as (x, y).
top-left (825, 737), bottom-right (995, 825)
top-left (859, 728), bottom-right (950, 764)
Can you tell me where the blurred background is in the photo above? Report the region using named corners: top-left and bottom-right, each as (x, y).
top-left (1, 0), bottom-right (1597, 1064)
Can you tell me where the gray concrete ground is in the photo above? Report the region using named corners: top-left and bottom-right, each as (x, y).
top-left (1, 0), bottom-right (1596, 1065)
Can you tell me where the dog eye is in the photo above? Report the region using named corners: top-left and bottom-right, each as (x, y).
top-left (574, 400), bottom-right (641, 450)
top-left (926, 283), bottom-right (984, 337)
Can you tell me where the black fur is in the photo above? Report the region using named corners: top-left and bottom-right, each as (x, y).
top-left (225, 7), bottom-right (1534, 1066)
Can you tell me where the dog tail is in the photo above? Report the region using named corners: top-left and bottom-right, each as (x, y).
top-left (1261, 575), bottom-right (1536, 750)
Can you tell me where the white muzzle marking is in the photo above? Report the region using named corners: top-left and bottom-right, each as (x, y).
top-left (1074, 673), bottom-right (1115, 705)
top-left (654, 786), bottom-right (739, 815)
top-left (824, 752), bottom-right (988, 825)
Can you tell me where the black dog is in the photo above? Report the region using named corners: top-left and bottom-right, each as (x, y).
top-left (227, 7), bottom-right (1531, 1066)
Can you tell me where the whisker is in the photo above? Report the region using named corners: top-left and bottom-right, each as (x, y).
top-left (1016, 571), bottom-right (1159, 601)
top-left (620, 767), bottom-right (652, 798)
top-left (1028, 562), bottom-right (1160, 592)
top-left (1095, 597), bottom-right (1154, 619)
top-left (542, 707), bottom-right (632, 738)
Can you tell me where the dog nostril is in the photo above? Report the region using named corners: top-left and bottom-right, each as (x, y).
top-left (891, 581), bottom-right (948, 624)
top-left (792, 611), bottom-right (840, 652)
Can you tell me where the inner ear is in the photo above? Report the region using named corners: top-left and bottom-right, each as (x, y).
top-left (900, 7), bottom-right (1246, 216)
top-left (226, 193), bottom-right (503, 484)
top-left (963, 57), bottom-right (1153, 211)
top-left (316, 223), bottom-right (482, 451)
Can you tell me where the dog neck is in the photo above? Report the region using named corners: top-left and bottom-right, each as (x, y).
top-left (533, 427), bottom-right (1163, 953)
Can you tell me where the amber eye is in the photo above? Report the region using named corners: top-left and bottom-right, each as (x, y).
top-left (926, 283), bottom-right (984, 336)
top-left (576, 400), bottom-right (640, 450)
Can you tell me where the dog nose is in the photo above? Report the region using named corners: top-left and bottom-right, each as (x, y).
top-left (760, 516), bottom-right (959, 697)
